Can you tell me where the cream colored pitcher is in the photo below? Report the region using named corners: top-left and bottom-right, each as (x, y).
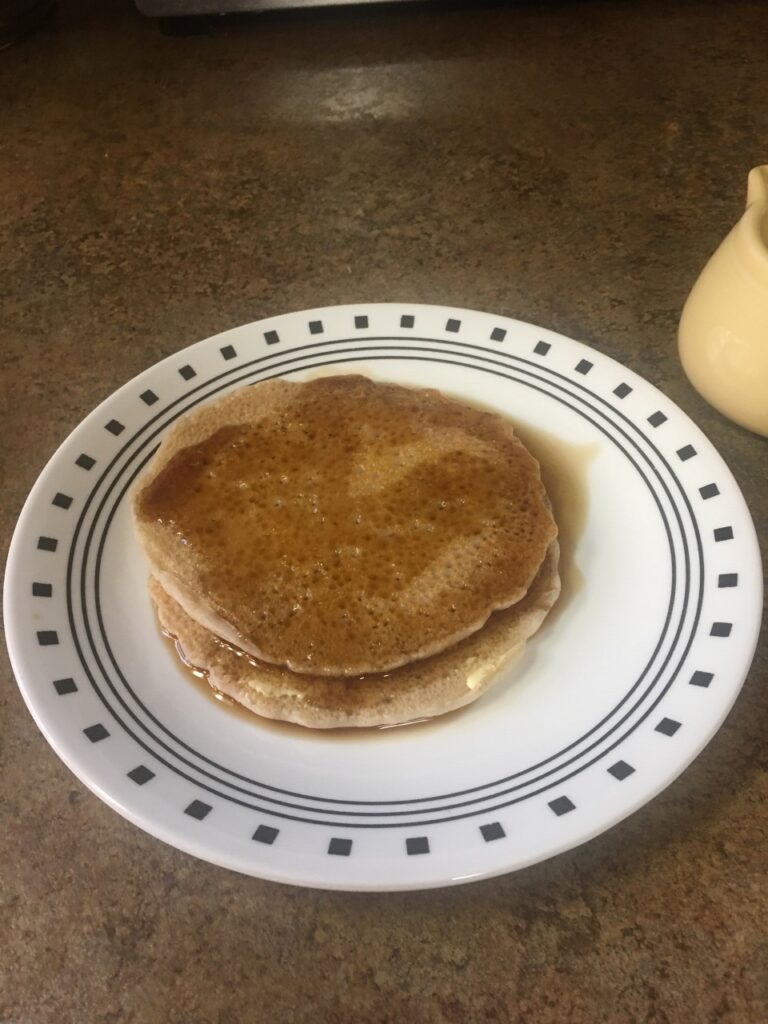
top-left (678, 165), bottom-right (768, 436)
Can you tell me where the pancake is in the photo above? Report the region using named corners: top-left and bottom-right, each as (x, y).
top-left (150, 541), bottom-right (560, 729)
top-left (133, 375), bottom-right (557, 676)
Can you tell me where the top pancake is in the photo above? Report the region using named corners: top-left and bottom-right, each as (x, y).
top-left (132, 375), bottom-right (557, 676)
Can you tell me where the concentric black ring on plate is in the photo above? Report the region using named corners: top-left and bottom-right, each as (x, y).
top-left (64, 334), bottom-right (705, 827)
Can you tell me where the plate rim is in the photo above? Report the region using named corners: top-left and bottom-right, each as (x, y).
top-left (4, 302), bottom-right (763, 890)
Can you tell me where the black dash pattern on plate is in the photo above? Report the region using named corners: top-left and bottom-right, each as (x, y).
top-left (548, 796), bottom-right (575, 816)
top-left (128, 765), bottom-right (155, 785)
top-left (253, 824), bottom-right (279, 845)
top-left (185, 799), bottom-right (212, 820)
top-left (655, 717), bottom-right (681, 736)
top-left (689, 670), bottom-right (713, 688)
top-left (406, 836), bottom-right (430, 855)
top-left (53, 677), bottom-right (77, 695)
top-left (480, 822), bottom-right (505, 842)
top-left (710, 622), bottom-right (732, 637)
top-left (84, 723), bottom-right (110, 743)
top-left (607, 760), bottom-right (635, 781)
top-left (328, 838), bottom-right (353, 857)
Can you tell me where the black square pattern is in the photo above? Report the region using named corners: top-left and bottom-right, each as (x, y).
top-left (37, 630), bottom-right (58, 646)
top-left (549, 796), bottom-right (575, 816)
top-left (400, 315), bottom-right (415, 328)
top-left (480, 822), bottom-right (506, 842)
top-left (710, 621), bottom-right (732, 637)
top-left (354, 316), bottom-right (368, 329)
top-left (264, 330), bottom-right (280, 345)
top-left (534, 340), bottom-right (551, 355)
top-left (309, 320), bottom-right (324, 335)
top-left (445, 318), bottom-right (461, 333)
top-left (689, 670), bottom-right (714, 688)
top-left (75, 453), bottom-right (95, 470)
top-left (185, 799), bottom-right (212, 820)
top-left (677, 444), bottom-right (697, 462)
top-left (140, 389), bottom-right (158, 406)
top-left (84, 723), bottom-right (109, 742)
top-left (490, 327), bottom-right (506, 342)
top-left (53, 677), bottom-right (77, 695)
top-left (718, 573), bottom-right (738, 588)
top-left (38, 536), bottom-right (58, 552)
top-left (614, 383), bottom-right (632, 398)
top-left (607, 760), bottom-right (635, 781)
top-left (575, 359), bottom-right (593, 375)
top-left (714, 526), bottom-right (733, 542)
top-left (253, 824), bottom-right (279, 845)
top-left (128, 765), bottom-right (155, 785)
top-left (178, 364), bottom-right (196, 380)
top-left (406, 836), bottom-right (430, 856)
top-left (105, 418), bottom-right (125, 435)
top-left (700, 483), bottom-right (720, 500)
top-left (220, 344), bottom-right (237, 360)
top-left (52, 492), bottom-right (72, 509)
top-left (655, 717), bottom-right (681, 736)
top-left (32, 582), bottom-right (52, 597)
top-left (328, 837), bottom-right (353, 857)
top-left (647, 411), bottom-right (667, 428)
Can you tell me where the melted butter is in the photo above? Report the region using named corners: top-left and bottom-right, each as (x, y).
top-left (137, 377), bottom-right (556, 676)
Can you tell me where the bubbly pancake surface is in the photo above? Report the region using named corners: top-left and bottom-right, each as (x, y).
top-left (133, 375), bottom-right (557, 676)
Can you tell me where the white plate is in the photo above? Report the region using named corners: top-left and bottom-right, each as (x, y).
top-left (4, 304), bottom-right (762, 891)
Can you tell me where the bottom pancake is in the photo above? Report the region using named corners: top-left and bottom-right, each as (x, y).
top-left (150, 542), bottom-right (560, 729)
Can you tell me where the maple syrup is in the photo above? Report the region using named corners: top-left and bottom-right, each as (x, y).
top-left (137, 376), bottom-right (556, 676)
top-left (153, 397), bottom-right (595, 738)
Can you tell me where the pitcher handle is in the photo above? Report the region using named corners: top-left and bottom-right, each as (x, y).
top-left (746, 165), bottom-right (768, 207)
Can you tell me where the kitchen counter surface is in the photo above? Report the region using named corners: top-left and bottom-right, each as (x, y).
top-left (1, 2), bottom-right (766, 1021)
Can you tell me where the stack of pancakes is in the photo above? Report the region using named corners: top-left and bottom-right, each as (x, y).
top-left (133, 375), bottom-right (560, 728)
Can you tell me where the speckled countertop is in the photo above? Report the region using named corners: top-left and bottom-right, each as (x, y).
top-left (1, 2), bottom-right (766, 1021)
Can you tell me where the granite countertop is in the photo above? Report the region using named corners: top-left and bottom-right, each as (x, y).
top-left (1, 2), bottom-right (766, 1021)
